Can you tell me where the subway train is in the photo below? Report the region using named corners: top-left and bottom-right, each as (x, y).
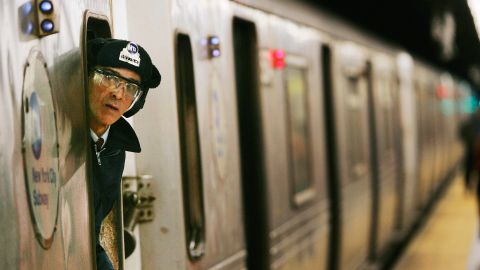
top-left (0, 0), bottom-right (475, 269)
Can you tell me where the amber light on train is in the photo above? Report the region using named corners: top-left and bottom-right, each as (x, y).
top-left (270, 49), bottom-right (286, 69)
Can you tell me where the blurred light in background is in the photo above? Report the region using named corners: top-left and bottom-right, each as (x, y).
top-left (460, 95), bottom-right (478, 114)
top-left (468, 0), bottom-right (480, 36)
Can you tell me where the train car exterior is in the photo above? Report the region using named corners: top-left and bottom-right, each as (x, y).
top-left (121, 0), bottom-right (248, 269)
top-left (1, 0), bottom-right (474, 269)
top-left (329, 41), bottom-right (374, 270)
top-left (395, 53), bottom-right (418, 233)
top-left (121, 1), bottom-right (472, 269)
top-left (0, 0), bottom-right (114, 269)
top-left (369, 53), bottom-right (401, 261)
top-left (232, 6), bottom-right (330, 270)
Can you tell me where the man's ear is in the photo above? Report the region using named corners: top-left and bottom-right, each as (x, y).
top-left (123, 90), bottom-right (148, 118)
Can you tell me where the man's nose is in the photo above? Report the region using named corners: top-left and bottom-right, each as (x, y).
top-left (111, 84), bottom-right (126, 99)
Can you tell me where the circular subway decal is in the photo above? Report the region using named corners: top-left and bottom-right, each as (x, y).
top-left (22, 49), bottom-right (60, 249)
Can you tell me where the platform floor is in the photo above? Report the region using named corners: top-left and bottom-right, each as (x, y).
top-left (395, 174), bottom-right (478, 270)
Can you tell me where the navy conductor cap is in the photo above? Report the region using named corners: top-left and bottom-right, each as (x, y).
top-left (87, 38), bottom-right (161, 117)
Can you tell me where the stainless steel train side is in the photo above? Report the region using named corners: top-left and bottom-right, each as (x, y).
top-left (121, 0), bottom-right (248, 269)
top-left (330, 42), bottom-right (373, 270)
top-left (233, 6), bottom-right (331, 270)
top-left (396, 52), bottom-right (418, 233)
top-left (369, 53), bottom-right (400, 261)
top-left (414, 63), bottom-right (443, 208)
top-left (411, 60), bottom-right (466, 214)
top-left (120, 0), bottom-right (333, 269)
top-left (1, 0), bottom-right (473, 269)
top-left (115, 0), bottom-right (474, 269)
top-left (0, 0), bottom-right (113, 269)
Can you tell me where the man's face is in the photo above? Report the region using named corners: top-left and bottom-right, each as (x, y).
top-left (88, 66), bottom-right (141, 133)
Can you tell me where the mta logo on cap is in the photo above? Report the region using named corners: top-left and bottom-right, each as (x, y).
top-left (127, 43), bottom-right (139, 54)
top-left (119, 42), bottom-right (141, 67)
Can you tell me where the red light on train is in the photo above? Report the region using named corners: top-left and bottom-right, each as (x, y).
top-left (270, 49), bottom-right (286, 69)
top-left (436, 85), bottom-right (449, 99)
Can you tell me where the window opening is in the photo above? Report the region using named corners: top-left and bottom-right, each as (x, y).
top-left (345, 76), bottom-right (367, 180)
top-left (175, 33), bottom-right (206, 261)
top-left (284, 66), bottom-right (314, 205)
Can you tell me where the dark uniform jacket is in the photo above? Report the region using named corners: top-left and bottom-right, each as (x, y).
top-left (91, 117), bottom-right (140, 270)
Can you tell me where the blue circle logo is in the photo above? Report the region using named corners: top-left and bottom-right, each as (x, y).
top-left (30, 92), bottom-right (42, 160)
top-left (127, 43), bottom-right (139, 54)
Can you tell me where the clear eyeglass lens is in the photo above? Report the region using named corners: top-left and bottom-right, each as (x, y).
top-left (97, 72), bottom-right (140, 100)
top-left (99, 74), bottom-right (116, 88)
top-left (109, 75), bottom-right (121, 88)
top-left (125, 83), bottom-right (140, 97)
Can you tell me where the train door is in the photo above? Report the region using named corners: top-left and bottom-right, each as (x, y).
top-left (440, 75), bottom-right (456, 173)
top-left (260, 36), bottom-right (329, 270)
top-left (426, 81), bottom-right (438, 195)
top-left (415, 72), bottom-right (437, 208)
top-left (435, 79), bottom-right (446, 181)
top-left (234, 11), bottom-right (330, 269)
top-left (322, 44), bottom-right (342, 270)
top-left (427, 80), bottom-right (438, 192)
top-left (432, 77), bottom-right (447, 190)
top-left (429, 81), bottom-right (439, 191)
top-left (414, 79), bottom-right (422, 208)
top-left (332, 42), bottom-right (372, 270)
top-left (391, 72), bottom-right (406, 232)
top-left (233, 17), bottom-right (270, 270)
top-left (367, 57), bottom-right (398, 261)
top-left (415, 76), bottom-right (429, 208)
top-left (396, 53), bottom-right (417, 232)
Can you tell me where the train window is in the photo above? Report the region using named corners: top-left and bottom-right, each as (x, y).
top-left (379, 78), bottom-right (395, 154)
top-left (175, 33), bottom-right (206, 261)
top-left (284, 64), bottom-right (314, 206)
top-left (84, 15), bottom-right (112, 41)
top-left (345, 76), bottom-right (368, 180)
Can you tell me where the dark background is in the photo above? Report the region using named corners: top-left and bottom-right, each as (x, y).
top-left (302, 0), bottom-right (480, 88)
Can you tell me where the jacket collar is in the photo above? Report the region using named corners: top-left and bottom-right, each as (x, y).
top-left (104, 117), bottom-right (141, 153)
